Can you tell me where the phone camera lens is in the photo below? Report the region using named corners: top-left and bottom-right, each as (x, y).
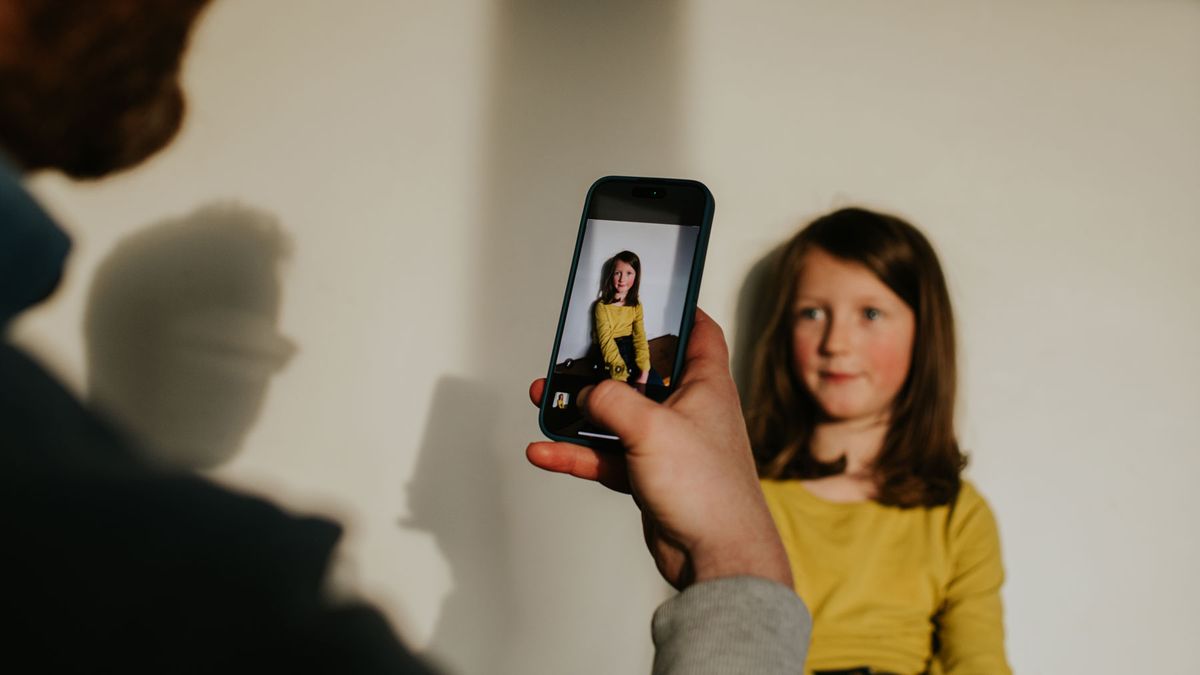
top-left (633, 186), bottom-right (667, 199)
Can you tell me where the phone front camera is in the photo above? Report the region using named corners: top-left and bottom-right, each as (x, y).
top-left (632, 186), bottom-right (667, 199)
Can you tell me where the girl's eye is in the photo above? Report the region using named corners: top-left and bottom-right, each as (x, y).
top-left (864, 307), bottom-right (881, 320)
top-left (796, 307), bottom-right (824, 320)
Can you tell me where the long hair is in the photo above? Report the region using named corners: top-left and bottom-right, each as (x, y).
top-left (746, 208), bottom-right (965, 507)
top-left (598, 250), bottom-right (642, 306)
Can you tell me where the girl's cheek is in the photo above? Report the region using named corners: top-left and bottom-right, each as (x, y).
top-left (867, 337), bottom-right (913, 394)
top-left (790, 333), bottom-right (819, 379)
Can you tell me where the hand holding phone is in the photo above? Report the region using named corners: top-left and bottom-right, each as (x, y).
top-left (527, 310), bottom-right (793, 591)
top-left (539, 176), bottom-right (714, 446)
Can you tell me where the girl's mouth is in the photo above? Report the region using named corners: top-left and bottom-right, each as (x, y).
top-left (819, 371), bottom-right (858, 383)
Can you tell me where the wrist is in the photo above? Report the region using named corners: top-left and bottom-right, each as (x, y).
top-left (690, 538), bottom-right (793, 589)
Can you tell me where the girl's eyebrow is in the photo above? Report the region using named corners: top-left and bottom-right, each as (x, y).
top-left (793, 293), bottom-right (897, 305)
top-left (792, 294), bottom-right (826, 304)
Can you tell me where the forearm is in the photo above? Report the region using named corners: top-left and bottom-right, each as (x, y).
top-left (633, 316), bottom-right (651, 372)
top-left (938, 487), bottom-right (1011, 674)
top-left (598, 340), bottom-right (629, 381)
top-left (935, 595), bottom-right (1011, 675)
top-left (651, 577), bottom-right (810, 675)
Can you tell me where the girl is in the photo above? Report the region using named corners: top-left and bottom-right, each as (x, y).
top-left (746, 208), bottom-right (1010, 675)
top-left (593, 250), bottom-right (651, 385)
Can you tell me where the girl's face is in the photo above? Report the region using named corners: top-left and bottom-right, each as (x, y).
top-left (612, 260), bottom-right (636, 298)
top-left (790, 248), bottom-right (915, 424)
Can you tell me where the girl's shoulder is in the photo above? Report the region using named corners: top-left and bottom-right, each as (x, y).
top-left (760, 478), bottom-right (879, 513)
top-left (947, 479), bottom-right (1001, 545)
top-left (760, 478), bottom-right (1002, 552)
top-left (596, 301), bottom-right (637, 312)
top-left (955, 479), bottom-right (985, 505)
top-left (760, 477), bottom-right (994, 519)
top-left (951, 480), bottom-right (992, 515)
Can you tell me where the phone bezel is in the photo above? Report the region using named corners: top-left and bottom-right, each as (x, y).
top-left (538, 175), bottom-right (715, 449)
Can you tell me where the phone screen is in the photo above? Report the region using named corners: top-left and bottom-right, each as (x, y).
top-left (540, 177), bottom-right (713, 445)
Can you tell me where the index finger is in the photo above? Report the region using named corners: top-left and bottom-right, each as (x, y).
top-left (529, 378), bottom-right (546, 408)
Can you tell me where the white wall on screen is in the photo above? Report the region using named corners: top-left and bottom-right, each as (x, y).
top-left (558, 218), bottom-right (698, 362)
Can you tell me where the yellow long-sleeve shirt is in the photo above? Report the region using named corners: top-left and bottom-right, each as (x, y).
top-left (593, 302), bottom-right (650, 382)
top-left (761, 479), bottom-right (1011, 675)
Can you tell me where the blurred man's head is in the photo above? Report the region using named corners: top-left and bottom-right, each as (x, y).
top-left (0, 0), bottom-right (211, 178)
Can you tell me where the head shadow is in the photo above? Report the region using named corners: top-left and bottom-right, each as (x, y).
top-left (732, 242), bottom-right (787, 402)
top-left (400, 375), bottom-right (512, 675)
top-left (84, 202), bottom-right (294, 469)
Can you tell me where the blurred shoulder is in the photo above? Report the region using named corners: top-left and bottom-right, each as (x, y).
top-left (948, 480), bottom-right (1001, 544)
top-left (759, 478), bottom-right (790, 499)
top-left (953, 480), bottom-right (993, 513)
top-left (956, 480), bottom-right (986, 507)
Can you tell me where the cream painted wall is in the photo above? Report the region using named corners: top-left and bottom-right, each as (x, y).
top-left (683, 3), bottom-right (1200, 673)
top-left (10, 1), bottom-right (1199, 674)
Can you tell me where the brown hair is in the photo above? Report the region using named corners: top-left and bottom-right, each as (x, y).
top-left (0, 0), bottom-right (210, 178)
top-left (746, 207), bottom-right (965, 507)
top-left (598, 250), bottom-right (642, 307)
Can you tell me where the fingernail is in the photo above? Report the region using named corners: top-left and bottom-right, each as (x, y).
top-left (577, 385), bottom-right (594, 409)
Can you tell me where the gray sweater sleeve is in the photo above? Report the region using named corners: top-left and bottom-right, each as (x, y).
top-left (650, 576), bottom-right (811, 675)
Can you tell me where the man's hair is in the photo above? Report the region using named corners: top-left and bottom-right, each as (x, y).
top-left (0, 0), bottom-right (210, 178)
top-left (598, 250), bottom-right (642, 307)
top-left (746, 207), bottom-right (965, 507)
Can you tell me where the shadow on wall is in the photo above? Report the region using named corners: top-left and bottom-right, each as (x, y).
top-left (402, 376), bottom-right (511, 675)
top-left (85, 203), bottom-right (294, 469)
top-left (731, 243), bottom-right (785, 402)
top-left (453, 1), bottom-right (687, 673)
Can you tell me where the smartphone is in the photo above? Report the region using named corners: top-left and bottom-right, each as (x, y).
top-left (539, 176), bottom-right (714, 448)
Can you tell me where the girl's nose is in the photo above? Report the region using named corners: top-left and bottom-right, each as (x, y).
top-left (820, 316), bottom-right (852, 354)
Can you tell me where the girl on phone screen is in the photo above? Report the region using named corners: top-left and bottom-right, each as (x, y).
top-left (593, 250), bottom-right (651, 385)
top-left (746, 208), bottom-right (1011, 675)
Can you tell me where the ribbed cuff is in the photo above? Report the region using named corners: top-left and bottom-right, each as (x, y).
top-left (651, 576), bottom-right (811, 675)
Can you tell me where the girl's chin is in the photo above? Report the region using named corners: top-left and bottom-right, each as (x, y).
top-left (814, 400), bottom-right (884, 423)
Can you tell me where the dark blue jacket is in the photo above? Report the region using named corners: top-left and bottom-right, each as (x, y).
top-left (1, 159), bottom-right (429, 673)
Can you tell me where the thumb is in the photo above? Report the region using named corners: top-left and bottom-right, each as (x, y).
top-left (579, 379), bottom-right (661, 447)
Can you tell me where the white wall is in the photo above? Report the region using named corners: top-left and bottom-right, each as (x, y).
top-left (558, 218), bottom-right (699, 361)
top-left (10, 2), bottom-right (1200, 674)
